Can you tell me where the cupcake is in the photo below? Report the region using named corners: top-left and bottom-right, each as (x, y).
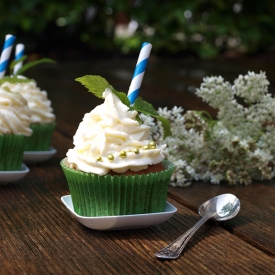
top-left (2, 78), bottom-right (56, 151)
top-left (0, 86), bottom-right (32, 170)
top-left (61, 75), bottom-right (174, 217)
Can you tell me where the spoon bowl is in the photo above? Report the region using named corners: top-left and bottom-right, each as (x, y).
top-left (198, 193), bottom-right (241, 222)
top-left (155, 193), bottom-right (241, 260)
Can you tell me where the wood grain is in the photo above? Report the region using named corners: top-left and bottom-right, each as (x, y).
top-left (1, 57), bottom-right (275, 274)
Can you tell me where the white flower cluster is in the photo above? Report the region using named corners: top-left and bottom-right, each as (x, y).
top-left (141, 71), bottom-right (275, 186)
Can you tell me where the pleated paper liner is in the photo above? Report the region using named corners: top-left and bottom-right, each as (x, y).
top-left (0, 134), bottom-right (28, 171)
top-left (26, 122), bottom-right (55, 151)
top-left (60, 158), bottom-right (174, 217)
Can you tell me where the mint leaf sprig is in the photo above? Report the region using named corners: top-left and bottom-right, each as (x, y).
top-left (76, 75), bottom-right (130, 107)
top-left (76, 75), bottom-right (171, 139)
top-left (10, 55), bottom-right (56, 76)
top-left (133, 97), bottom-right (172, 138)
top-left (0, 55), bottom-right (56, 85)
top-left (0, 76), bottom-right (33, 85)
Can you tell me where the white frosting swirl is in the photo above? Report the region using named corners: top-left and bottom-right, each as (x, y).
top-left (2, 79), bottom-right (55, 124)
top-left (67, 89), bottom-right (166, 175)
top-left (0, 87), bottom-right (32, 136)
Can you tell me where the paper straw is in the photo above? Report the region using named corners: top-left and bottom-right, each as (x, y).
top-left (0, 34), bottom-right (16, 78)
top-left (14, 43), bottom-right (25, 75)
top-left (127, 42), bottom-right (152, 104)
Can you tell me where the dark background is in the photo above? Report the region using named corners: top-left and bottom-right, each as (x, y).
top-left (1, 0), bottom-right (275, 61)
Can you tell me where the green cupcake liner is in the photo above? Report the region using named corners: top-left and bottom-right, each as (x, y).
top-left (26, 122), bottom-right (55, 151)
top-left (60, 159), bottom-right (174, 217)
top-left (0, 134), bottom-right (28, 171)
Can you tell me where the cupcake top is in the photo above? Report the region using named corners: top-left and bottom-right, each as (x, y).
top-left (67, 88), bottom-right (167, 175)
top-left (0, 86), bottom-right (32, 136)
top-left (2, 78), bottom-right (55, 124)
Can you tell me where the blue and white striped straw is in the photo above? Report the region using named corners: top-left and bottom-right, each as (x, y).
top-left (0, 34), bottom-right (16, 78)
top-left (13, 43), bottom-right (25, 75)
top-left (127, 42), bottom-right (152, 104)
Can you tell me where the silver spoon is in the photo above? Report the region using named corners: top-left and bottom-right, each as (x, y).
top-left (155, 193), bottom-right (240, 260)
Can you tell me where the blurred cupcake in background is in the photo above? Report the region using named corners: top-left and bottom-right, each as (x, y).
top-left (0, 85), bottom-right (32, 170)
top-left (1, 43), bottom-right (56, 151)
top-left (2, 79), bottom-right (56, 151)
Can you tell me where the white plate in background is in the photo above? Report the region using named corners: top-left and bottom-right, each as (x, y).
top-left (23, 147), bottom-right (57, 164)
top-left (0, 164), bottom-right (29, 184)
top-left (61, 195), bottom-right (177, 231)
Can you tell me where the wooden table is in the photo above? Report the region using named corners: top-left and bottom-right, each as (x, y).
top-left (1, 56), bottom-right (275, 274)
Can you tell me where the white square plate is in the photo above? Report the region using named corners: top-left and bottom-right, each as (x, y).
top-left (23, 147), bottom-right (56, 164)
top-left (61, 195), bottom-right (177, 230)
top-left (0, 164), bottom-right (29, 184)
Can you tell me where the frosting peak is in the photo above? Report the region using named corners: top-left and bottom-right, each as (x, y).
top-left (67, 89), bottom-right (166, 175)
top-left (2, 79), bottom-right (55, 124)
top-left (0, 87), bottom-right (32, 136)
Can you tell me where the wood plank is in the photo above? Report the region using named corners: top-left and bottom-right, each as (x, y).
top-left (168, 181), bottom-right (275, 257)
top-left (1, 136), bottom-right (275, 274)
top-left (1, 190), bottom-right (275, 274)
top-left (9, 58), bottom-right (275, 274)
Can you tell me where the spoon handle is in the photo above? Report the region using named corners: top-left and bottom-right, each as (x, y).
top-left (155, 214), bottom-right (213, 260)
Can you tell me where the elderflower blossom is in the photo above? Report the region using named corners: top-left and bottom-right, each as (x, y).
top-left (141, 71), bottom-right (275, 186)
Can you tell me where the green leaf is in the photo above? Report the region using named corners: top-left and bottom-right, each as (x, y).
top-left (157, 115), bottom-right (172, 139)
top-left (133, 97), bottom-right (172, 138)
top-left (113, 90), bottom-right (130, 107)
top-left (9, 55), bottom-right (28, 73)
top-left (133, 96), bottom-right (159, 116)
top-left (75, 75), bottom-right (112, 98)
top-left (15, 58), bottom-right (56, 75)
top-left (76, 75), bottom-right (130, 106)
top-left (0, 76), bottom-right (33, 85)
